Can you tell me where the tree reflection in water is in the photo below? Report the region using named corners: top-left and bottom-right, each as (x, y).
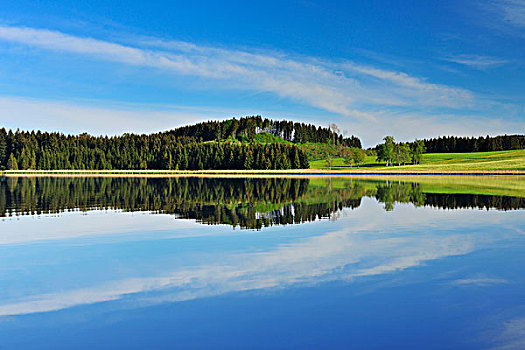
top-left (1, 177), bottom-right (523, 229)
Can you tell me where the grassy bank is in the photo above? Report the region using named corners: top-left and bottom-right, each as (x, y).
top-left (309, 149), bottom-right (525, 172)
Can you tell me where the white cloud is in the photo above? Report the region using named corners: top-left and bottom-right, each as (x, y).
top-left (0, 25), bottom-right (521, 146)
top-left (0, 25), bottom-right (476, 117)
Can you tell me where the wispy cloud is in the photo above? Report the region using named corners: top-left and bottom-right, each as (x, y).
top-left (451, 277), bottom-right (508, 286)
top-left (480, 0), bottom-right (525, 35)
top-left (490, 317), bottom-right (525, 350)
top-left (0, 25), bottom-right (475, 117)
top-left (0, 25), bottom-right (521, 145)
top-left (494, 0), bottom-right (525, 28)
top-left (444, 54), bottom-right (509, 69)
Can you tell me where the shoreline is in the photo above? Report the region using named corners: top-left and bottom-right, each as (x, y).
top-left (1, 169), bottom-right (524, 177)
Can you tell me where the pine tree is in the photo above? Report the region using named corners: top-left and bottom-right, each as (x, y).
top-left (244, 149), bottom-right (254, 170)
top-left (293, 148), bottom-right (301, 169)
top-left (30, 150), bottom-right (37, 169)
top-left (0, 129), bottom-right (6, 169)
top-left (7, 153), bottom-right (18, 170)
top-left (20, 148), bottom-right (30, 170)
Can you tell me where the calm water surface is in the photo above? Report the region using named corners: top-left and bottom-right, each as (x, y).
top-left (0, 176), bottom-right (523, 349)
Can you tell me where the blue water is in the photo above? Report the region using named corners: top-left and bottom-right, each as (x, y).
top-left (0, 196), bottom-right (524, 349)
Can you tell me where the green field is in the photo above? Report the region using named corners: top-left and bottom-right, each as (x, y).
top-left (309, 149), bottom-right (525, 172)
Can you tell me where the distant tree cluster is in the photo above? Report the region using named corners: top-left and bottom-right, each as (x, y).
top-left (0, 128), bottom-right (309, 170)
top-left (168, 116), bottom-right (362, 147)
top-left (342, 147), bottom-right (366, 168)
top-left (418, 135), bottom-right (525, 153)
top-left (375, 136), bottom-right (426, 166)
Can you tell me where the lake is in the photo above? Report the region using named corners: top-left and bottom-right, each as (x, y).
top-left (0, 176), bottom-right (523, 349)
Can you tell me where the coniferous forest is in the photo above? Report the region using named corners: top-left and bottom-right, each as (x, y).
top-left (1, 116), bottom-right (357, 170)
top-left (417, 135), bottom-right (525, 153)
top-left (0, 132), bottom-right (309, 171)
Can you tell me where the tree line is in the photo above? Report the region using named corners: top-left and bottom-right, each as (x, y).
top-left (0, 128), bottom-right (310, 170)
top-left (417, 135), bottom-right (525, 153)
top-left (371, 134), bottom-right (524, 163)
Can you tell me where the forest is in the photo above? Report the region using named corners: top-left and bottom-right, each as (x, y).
top-left (0, 116), bottom-right (366, 170)
top-left (1, 121), bottom-right (330, 171)
top-left (167, 115), bottom-right (362, 147)
top-left (418, 135), bottom-right (525, 153)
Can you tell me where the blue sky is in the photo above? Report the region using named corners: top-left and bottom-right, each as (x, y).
top-left (0, 0), bottom-right (523, 146)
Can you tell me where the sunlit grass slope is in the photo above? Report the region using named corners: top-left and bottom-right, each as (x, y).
top-left (310, 150), bottom-right (525, 172)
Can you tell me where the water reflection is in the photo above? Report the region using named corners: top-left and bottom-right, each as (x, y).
top-left (1, 176), bottom-right (523, 228)
top-left (0, 176), bottom-right (523, 349)
top-left (0, 197), bottom-right (522, 317)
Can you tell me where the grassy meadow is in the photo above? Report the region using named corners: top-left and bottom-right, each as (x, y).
top-left (309, 149), bottom-right (525, 172)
